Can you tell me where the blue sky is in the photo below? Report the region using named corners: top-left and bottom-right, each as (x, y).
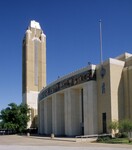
top-left (0, 0), bottom-right (132, 111)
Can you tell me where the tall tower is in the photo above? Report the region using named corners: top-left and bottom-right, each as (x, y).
top-left (22, 20), bottom-right (46, 128)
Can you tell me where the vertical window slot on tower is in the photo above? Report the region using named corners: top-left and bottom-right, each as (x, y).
top-left (34, 39), bottom-right (38, 86)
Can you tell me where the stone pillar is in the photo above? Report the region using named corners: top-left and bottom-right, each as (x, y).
top-left (38, 101), bottom-right (41, 134)
top-left (42, 100), bottom-right (45, 134)
top-left (44, 97), bottom-right (52, 135)
top-left (39, 101), bottom-right (42, 134)
top-left (39, 100), bottom-right (44, 134)
top-left (52, 93), bottom-right (65, 136)
top-left (44, 99), bottom-right (48, 134)
top-left (64, 88), bottom-right (81, 136)
top-left (83, 81), bottom-right (98, 135)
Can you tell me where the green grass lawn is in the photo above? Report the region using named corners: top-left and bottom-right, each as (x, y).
top-left (97, 137), bottom-right (132, 144)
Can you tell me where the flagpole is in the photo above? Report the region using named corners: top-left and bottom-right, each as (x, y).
top-left (99, 20), bottom-right (103, 65)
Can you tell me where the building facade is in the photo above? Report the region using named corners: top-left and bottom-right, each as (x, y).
top-left (22, 21), bottom-right (132, 136)
top-left (38, 65), bottom-right (97, 136)
top-left (38, 52), bottom-right (132, 136)
top-left (22, 20), bottom-right (46, 128)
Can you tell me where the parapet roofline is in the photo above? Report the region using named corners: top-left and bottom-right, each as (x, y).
top-left (30, 20), bottom-right (41, 29)
top-left (40, 64), bottom-right (96, 91)
top-left (115, 52), bottom-right (132, 61)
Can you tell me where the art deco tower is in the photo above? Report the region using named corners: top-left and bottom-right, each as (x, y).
top-left (22, 20), bottom-right (46, 128)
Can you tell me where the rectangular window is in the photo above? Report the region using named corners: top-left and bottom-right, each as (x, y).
top-left (101, 82), bottom-right (105, 94)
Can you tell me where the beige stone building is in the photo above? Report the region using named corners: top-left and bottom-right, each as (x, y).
top-left (22, 20), bottom-right (46, 128)
top-left (23, 21), bottom-right (132, 136)
top-left (38, 52), bottom-right (132, 136)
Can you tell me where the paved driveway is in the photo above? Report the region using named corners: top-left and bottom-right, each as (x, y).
top-left (0, 135), bottom-right (131, 150)
top-left (0, 145), bottom-right (131, 150)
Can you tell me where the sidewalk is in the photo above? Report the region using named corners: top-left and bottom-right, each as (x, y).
top-left (0, 134), bottom-right (132, 149)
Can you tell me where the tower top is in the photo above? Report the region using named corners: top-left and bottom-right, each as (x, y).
top-left (30, 20), bottom-right (41, 29)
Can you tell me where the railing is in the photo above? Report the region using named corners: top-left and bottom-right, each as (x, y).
top-left (76, 133), bottom-right (112, 138)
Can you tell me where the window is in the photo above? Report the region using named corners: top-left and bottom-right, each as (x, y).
top-left (34, 39), bottom-right (38, 85)
top-left (101, 82), bottom-right (105, 94)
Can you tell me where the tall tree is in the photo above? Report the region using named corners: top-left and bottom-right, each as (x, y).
top-left (0, 103), bottom-right (30, 133)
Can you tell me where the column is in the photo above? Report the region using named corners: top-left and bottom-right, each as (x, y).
top-left (41, 100), bottom-right (44, 134)
top-left (38, 101), bottom-right (41, 134)
top-left (44, 97), bottom-right (52, 135)
top-left (38, 100), bottom-right (44, 134)
top-left (44, 99), bottom-right (48, 134)
top-left (83, 81), bottom-right (98, 135)
top-left (40, 100), bottom-right (44, 134)
top-left (52, 93), bottom-right (65, 136)
top-left (64, 88), bottom-right (81, 136)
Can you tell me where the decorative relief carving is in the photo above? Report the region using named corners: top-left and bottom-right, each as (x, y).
top-left (39, 69), bottom-right (96, 100)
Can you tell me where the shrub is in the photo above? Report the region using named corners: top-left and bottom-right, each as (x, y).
top-left (119, 119), bottom-right (132, 134)
top-left (97, 136), bottom-right (111, 142)
top-left (115, 132), bottom-right (122, 138)
top-left (108, 120), bottom-right (119, 135)
top-left (121, 132), bottom-right (128, 138)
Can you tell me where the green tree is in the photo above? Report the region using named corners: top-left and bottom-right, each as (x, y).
top-left (108, 120), bottom-right (119, 137)
top-left (119, 119), bottom-right (132, 133)
top-left (0, 121), bottom-right (3, 129)
top-left (0, 103), bottom-right (30, 133)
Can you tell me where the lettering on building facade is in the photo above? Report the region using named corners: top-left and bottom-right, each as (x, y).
top-left (39, 69), bottom-right (96, 101)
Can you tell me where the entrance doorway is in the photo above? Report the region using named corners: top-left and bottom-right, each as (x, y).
top-left (102, 113), bottom-right (107, 133)
top-left (81, 89), bottom-right (84, 135)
